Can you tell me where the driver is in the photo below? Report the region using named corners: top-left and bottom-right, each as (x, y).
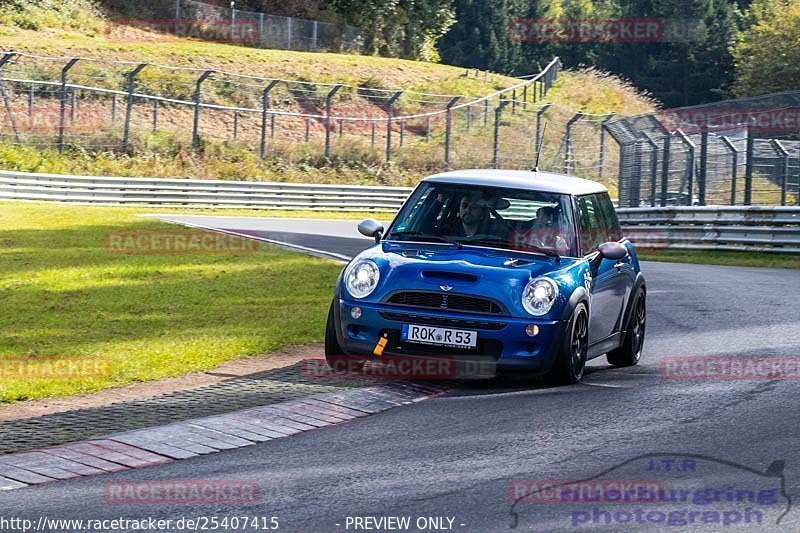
top-left (456, 192), bottom-right (488, 237)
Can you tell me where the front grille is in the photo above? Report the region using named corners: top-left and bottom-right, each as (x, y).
top-left (385, 291), bottom-right (504, 315)
top-left (379, 311), bottom-right (507, 330)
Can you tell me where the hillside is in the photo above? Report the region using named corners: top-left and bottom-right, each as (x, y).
top-left (0, 1), bottom-right (657, 188)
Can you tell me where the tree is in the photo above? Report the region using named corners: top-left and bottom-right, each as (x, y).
top-left (438, 0), bottom-right (528, 73)
top-left (326, 0), bottom-right (455, 60)
top-left (731, 0), bottom-right (800, 96)
top-left (595, 0), bottom-right (738, 107)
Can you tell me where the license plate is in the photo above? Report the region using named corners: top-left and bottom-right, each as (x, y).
top-left (401, 324), bottom-right (478, 349)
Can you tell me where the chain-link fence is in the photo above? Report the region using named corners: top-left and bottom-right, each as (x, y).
top-left (174, 0), bottom-right (362, 52)
top-left (605, 94), bottom-right (800, 207)
top-left (0, 52), bottom-right (562, 174)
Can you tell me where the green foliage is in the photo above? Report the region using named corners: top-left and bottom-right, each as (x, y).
top-left (0, 0), bottom-right (104, 33)
top-left (731, 0), bottom-right (800, 96)
top-left (438, 0), bottom-right (528, 73)
top-left (327, 0), bottom-right (455, 60)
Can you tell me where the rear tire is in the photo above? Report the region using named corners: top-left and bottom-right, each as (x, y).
top-left (543, 303), bottom-right (588, 386)
top-left (606, 289), bottom-right (646, 367)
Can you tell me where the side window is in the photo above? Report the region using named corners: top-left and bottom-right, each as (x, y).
top-left (596, 193), bottom-right (623, 241)
top-left (576, 194), bottom-right (606, 254)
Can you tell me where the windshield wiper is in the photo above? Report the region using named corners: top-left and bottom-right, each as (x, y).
top-left (388, 231), bottom-right (460, 247)
top-left (460, 237), bottom-right (560, 261)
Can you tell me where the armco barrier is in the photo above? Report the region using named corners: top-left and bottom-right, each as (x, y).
top-left (617, 206), bottom-right (800, 254)
top-left (0, 170), bottom-right (412, 212)
top-left (1, 170), bottom-right (798, 254)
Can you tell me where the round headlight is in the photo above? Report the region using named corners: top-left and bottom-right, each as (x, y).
top-left (522, 277), bottom-right (558, 316)
top-left (345, 260), bottom-right (380, 299)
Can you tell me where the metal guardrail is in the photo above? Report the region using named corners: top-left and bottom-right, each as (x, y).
top-left (2, 170), bottom-right (798, 253)
top-left (0, 170), bottom-right (412, 211)
top-left (617, 206), bottom-right (800, 254)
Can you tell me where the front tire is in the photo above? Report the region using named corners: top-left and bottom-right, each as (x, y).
top-left (543, 303), bottom-right (589, 386)
top-left (324, 301), bottom-right (366, 373)
top-left (324, 301), bottom-right (345, 359)
top-left (606, 288), bottom-right (646, 367)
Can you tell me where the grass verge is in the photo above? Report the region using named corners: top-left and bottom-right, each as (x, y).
top-left (0, 201), bottom-right (345, 403)
top-left (639, 249), bottom-right (800, 269)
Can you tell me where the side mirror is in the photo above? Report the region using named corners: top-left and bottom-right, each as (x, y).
top-left (358, 219), bottom-right (384, 242)
top-left (598, 241), bottom-right (628, 261)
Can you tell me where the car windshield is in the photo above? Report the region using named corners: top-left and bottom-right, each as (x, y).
top-left (387, 182), bottom-right (577, 257)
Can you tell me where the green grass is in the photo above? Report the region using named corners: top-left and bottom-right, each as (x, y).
top-left (0, 201), bottom-right (346, 403)
top-left (639, 249), bottom-right (800, 269)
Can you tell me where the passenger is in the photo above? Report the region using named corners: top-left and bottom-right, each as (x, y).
top-left (531, 206), bottom-right (569, 253)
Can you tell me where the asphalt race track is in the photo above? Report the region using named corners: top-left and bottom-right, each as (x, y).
top-left (3, 215), bottom-right (800, 532)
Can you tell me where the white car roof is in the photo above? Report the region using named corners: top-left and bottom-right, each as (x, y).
top-left (422, 169), bottom-right (608, 196)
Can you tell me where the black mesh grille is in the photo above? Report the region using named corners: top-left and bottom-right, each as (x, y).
top-left (385, 292), bottom-right (503, 315)
top-left (379, 311), bottom-right (507, 330)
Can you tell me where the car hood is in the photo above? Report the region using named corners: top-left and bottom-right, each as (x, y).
top-left (346, 241), bottom-right (583, 318)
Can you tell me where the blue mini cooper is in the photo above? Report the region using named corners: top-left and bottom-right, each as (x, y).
top-left (325, 169), bottom-right (647, 385)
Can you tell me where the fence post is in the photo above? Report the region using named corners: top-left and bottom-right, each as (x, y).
top-left (232, 110), bottom-right (238, 140)
top-left (372, 119), bottom-right (377, 147)
top-left (70, 89), bottom-right (76, 121)
top-left (466, 105), bottom-right (471, 131)
top-left (535, 104), bottom-right (551, 156)
top-left (483, 99), bottom-right (489, 127)
top-left (305, 117), bottom-right (311, 142)
top-left (58, 57), bottom-right (80, 152)
top-left (721, 136), bottom-right (739, 205)
top-left (744, 121), bottom-right (754, 205)
top-left (522, 85), bottom-right (528, 109)
top-left (0, 53), bottom-right (23, 143)
top-left (660, 135), bottom-right (671, 207)
top-left (641, 132), bottom-right (659, 207)
top-left (511, 89), bottom-right (517, 115)
top-left (444, 96), bottom-right (461, 170)
top-left (192, 70), bottom-right (213, 149)
top-left (122, 62), bottom-right (147, 152)
top-left (29, 83), bottom-right (34, 118)
top-left (492, 100), bottom-right (509, 169)
top-left (425, 116), bottom-right (430, 142)
top-left (259, 13), bottom-right (264, 46)
top-left (175, 0), bottom-right (181, 20)
top-left (698, 130), bottom-right (708, 206)
top-left (771, 139), bottom-right (789, 206)
top-left (325, 84), bottom-right (343, 158)
top-left (563, 112), bottom-right (584, 174)
top-left (260, 80), bottom-right (279, 158)
top-left (152, 99), bottom-right (159, 132)
top-left (399, 120), bottom-right (404, 147)
top-left (287, 17), bottom-right (292, 49)
top-left (385, 90), bottom-right (403, 162)
top-left (598, 114), bottom-right (614, 181)
top-left (312, 21), bottom-right (318, 49)
top-left (675, 129), bottom-right (695, 206)
top-left (111, 93), bottom-right (117, 124)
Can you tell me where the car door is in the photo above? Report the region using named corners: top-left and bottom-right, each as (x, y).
top-left (577, 193), bottom-right (633, 344)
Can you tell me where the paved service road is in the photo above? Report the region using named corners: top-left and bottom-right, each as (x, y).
top-left (3, 216), bottom-right (799, 532)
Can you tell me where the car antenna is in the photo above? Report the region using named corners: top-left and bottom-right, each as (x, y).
top-left (532, 121), bottom-right (547, 172)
